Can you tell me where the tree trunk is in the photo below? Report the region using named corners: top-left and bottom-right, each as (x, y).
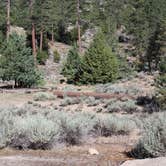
top-left (40, 29), bottom-right (43, 52)
top-left (51, 24), bottom-right (54, 42)
top-left (32, 23), bottom-right (37, 64)
top-left (6, 0), bottom-right (10, 41)
top-left (77, 0), bottom-right (82, 53)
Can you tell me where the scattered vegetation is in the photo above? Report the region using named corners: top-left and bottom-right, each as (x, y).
top-left (0, 105), bottom-right (136, 149)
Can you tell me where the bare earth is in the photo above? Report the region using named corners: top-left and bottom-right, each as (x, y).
top-left (0, 132), bottom-right (139, 166)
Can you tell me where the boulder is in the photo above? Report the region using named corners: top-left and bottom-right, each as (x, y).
top-left (121, 157), bottom-right (166, 166)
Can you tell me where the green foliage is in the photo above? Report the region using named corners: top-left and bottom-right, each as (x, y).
top-left (130, 113), bottom-right (166, 158)
top-left (81, 32), bottom-right (118, 84)
top-left (53, 50), bottom-right (60, 63)
top-left (0, 34), bottom-right (42, 88)
top-left (37, 51), bottom-right (48, 65)
top-left (62, 46), bottom-right (83, 84)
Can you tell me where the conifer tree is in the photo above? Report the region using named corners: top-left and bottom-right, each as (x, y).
top-left (81, 31), bottom-right (118, 84)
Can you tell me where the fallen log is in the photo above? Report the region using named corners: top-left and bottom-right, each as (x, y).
top-left (53, 90), bottom-right (136, 100)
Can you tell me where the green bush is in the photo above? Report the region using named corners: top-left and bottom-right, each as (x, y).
top-left (130, 113), bottom-right (166, 158)
top-left (0, 33), bottom-right (42, 88)
top-left (53, 50), bottom-right (60, 63)
top-left (37, 51), bottom-right (48, 65)
top-left (62, 46), bottom-right (83, 84)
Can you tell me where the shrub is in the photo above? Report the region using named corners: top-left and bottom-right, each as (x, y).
top-left (84, 97), bottom-right (100, 107)
top-left (37, 51), bottom-right (48, 65)
top-left (60, 97), bottom-right (80, 107)
top-left (53, 50), bottom-right (60, 63)
top-left (0, 33), bottom-right (42, 88)
top-left (156, 57), bottom-right (166, 110)
top-left (62, 46), bottom-right (83, 84)
top-left (94, 115), bottom-right (136, 136)
top-left (10, 114), bottom-right (58, 150)
top-left (106, 100), bottom-right (138, 113)
top-left (96, 84), bottom-right (143, 96)
top-left (156, 74), bottom-right (166, 110)
top-left (80, 31), bottom-right (118, 84)
top-left (0, 105), bottom-right (136, 149)
top-left (130, 113), bottom-right (166, 158)
top-left (33, 92), bottom-right (56, 101)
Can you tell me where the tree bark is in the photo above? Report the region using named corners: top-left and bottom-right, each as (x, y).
top-left (77, 0), bottom-right (82, 53)
top-left (32, 23), bottom-right (37, 63)
top-left (6, 0), bottom-right (10, 41)
top-left (40, 29), bottom-right (43, 52)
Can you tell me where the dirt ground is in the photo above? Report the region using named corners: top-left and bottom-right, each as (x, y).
top-left (0, 132), bottom-right (139, 166)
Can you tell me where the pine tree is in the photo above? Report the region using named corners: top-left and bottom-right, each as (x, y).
top-left (62, 45), bottom-right (83, 84)
top-left (0, 34), bottom-right (41, 87)
top-left (81, 31), bottom-right (118, 84)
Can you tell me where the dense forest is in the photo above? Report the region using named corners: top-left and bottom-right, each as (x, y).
top-left (0, 0), bottom-right (166, 70)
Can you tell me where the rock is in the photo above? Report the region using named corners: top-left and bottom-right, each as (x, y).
top-left (10, 26), bottom-right (26, 37)
top-left (88, 148), bottom-right (99, 155)
top-left (121, 157), bottom-right (166, 166)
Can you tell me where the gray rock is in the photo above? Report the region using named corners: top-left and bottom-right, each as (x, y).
top-left (121, 157), bottom-right (166, 166)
